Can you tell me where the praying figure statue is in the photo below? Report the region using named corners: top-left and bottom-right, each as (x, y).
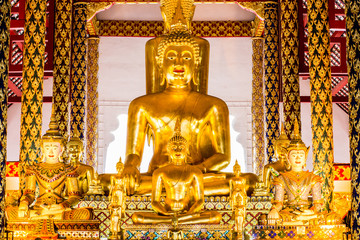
top-left (132, 130), bottom-right (221, 224)
top-left (109, 158), bottom-right (126, 240)
top-left (229, 161), bottom-right (247, 239)
top-left (267, 121), bottom-right (341, 226)
top-left (6, 114), bottom-right (93, 221)
top-left (67, 133), bottom-right (95, 195)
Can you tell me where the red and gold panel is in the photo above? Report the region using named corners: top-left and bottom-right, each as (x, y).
top-left (99, 20), bottom-right (252, 37)
top-left (6, 162), bottom-right (19, 177)
top-left (334, 164), bottom-right (350, 181)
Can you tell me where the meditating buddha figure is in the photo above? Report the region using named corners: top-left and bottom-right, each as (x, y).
top-left (123, 30), bottom-right (231, 196)
top-left (132, 130), bottom-right (221, 224)
top-left (67, 134), bottom-right (95, 195)
top-left (267, 124), bottom-right (341, 225)
top-left (6, 114), bottom-right (92, 220)
top-left (261, 123), bottom-right (291, 193)
top-left (146, 0), bottom-right (209, 94)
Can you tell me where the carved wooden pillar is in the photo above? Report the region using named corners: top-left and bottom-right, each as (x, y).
top-left (53, 0), bottom-right (73, 139)
top-left (346, 0), bottom-right (360, 237)
top-left (264, 1), bottom-right (280, 163)
top-left (19, 0), bottom-right (47, 186)
top-left (252, 37), bottom-right (265, 175)
top-left (70, 2), bottom-right (88, 141)
top-left (0, 0), bottom-right (10, 236)
top-left (308, 0), bottom-right (334, 210)
top-left (280, 0), bottom-right (301, 137)
top-left (86, 37), bottom-right (99, 168)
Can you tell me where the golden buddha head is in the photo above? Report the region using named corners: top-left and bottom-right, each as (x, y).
top-left (41, 113), bottom-right (65, 163)
top-left (156, 31), bottom-right (200, 87)
top-left (67, 131), bottom-right (84, 164)
top-left (160, 0), bottom-right (195, 33)
top-left (233, 160), bottom-right (241, 177)
top-left (167, 130), bottom-right (188, 164)
top-left (274, 123), bottom-right (290, 160)
top-left (284, 119), bottom-right (310, 171)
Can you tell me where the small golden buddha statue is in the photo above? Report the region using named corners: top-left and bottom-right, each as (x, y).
top-left (6, 114), bottom-right (92, 221)
top-left (123, 30), bottom-right (231, 196)
top-left (267, 124), bottom-right (341, 226)
top-left (132, 131), bottom-right (221, 224)
top-left (109, 158), bottom-right (126, 240)
top-left (229, 161), bottom-right (247, 239)
top-left (67, 134), bottom-right (95, 195)
top-left (254, 123), bottom-right (291, 196)
top-left (146, 0), bottom-right (209, 95)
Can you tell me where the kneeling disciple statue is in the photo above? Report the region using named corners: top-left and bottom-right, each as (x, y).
top-left (132, 129), bottom-right (222, 225)
top-left (267, 124), bottom-right (341, 226)
top-left (6, 114), bottom-right (93, 221)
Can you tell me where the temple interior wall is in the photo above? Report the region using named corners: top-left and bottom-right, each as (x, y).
top-left (6, 37), bottom-right (350, 177)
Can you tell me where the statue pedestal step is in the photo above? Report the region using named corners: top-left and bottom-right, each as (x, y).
top-left (252, 225), bottom-right (347, 240)
top-left (6, 219), bottom-right (100, 240)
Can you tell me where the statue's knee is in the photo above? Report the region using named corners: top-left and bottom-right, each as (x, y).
top-left (132, 212), bottom-right (144, 224)
top-left (64, 208), bottom-right (94, 220)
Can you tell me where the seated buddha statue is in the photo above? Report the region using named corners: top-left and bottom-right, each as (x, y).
top-left (267, 125), bottom-right (341, 226)
top-left (257, 123), bottom-right (291, 194)
top-left (5, 115), bottom-right (92, 221)
top-left (146, 0), bottom-right (209, 95)
top-left (132, 130), bottom-right (221, 224)
top-left (123, 30), bottom-right (231, 196)
top-left (67, 133), bottom-right (95, 195)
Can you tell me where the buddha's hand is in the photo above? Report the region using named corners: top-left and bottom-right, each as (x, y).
top-left (122, 165), bottom-right (140, 195)
top-left (18, 201), bottom-right (29, 218)
top-left (267, 208), bottom-right (280, 225)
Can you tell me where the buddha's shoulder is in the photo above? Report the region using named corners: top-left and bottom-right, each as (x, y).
top-left (129, 93), bottom-right (162, 105)
top-left (192, 92), bottom-right (227, 107)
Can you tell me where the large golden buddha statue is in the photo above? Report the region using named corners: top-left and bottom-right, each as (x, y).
top-left (132, 130), bottom-right (221, 224)
top-left (6, 115), bottom-right (92, 221)
top-left (146, 0), bottom-right (209, 94)
top-left (67, 134), bottom-right (95, 195)
top-left (267, 124), bottom-right (341, 226)
top-left (123, 30), bottom-right (231, 196)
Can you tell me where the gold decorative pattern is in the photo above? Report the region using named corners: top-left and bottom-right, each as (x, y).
top-left (70, 2), bottom-right (88, 141)
top-left (280, 0), bottom-right (301, 138)
top-left (86, 37), bottom-right (99, 168)
top-left (19, 0), bottom-right (47, 187)
top-left (87, 2), bottom-right (113, 36)
top-left (252, 37), bottom-right (265, 176)
top-left (0, 0), bottom-right (10, 237)
top-left (264, 1), bottom-right (280, 163)
top-left (307, 0), bottom-right (334, 211)
top-left (53, 0), bottom-right (73, 139)
top-left (345, 0), bottom-right (360, 238)
top-left (99, 20), bottom-right (253, 37)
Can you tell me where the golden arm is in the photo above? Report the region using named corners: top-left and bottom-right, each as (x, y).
top-left (199, 104), bottom-right (230, 172)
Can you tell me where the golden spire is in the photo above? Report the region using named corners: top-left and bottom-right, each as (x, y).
top-left (42, 112), bottom-right (64, 143)
top-left (285, 118), bottom-right (309, 153)
top-left (160, 0), bottom-right (195, 33)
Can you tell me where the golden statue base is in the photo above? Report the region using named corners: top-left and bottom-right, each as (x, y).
top-left (6, 219), bottom-right (100, 240)
top-left (253, 224), bottom-right (347, 240)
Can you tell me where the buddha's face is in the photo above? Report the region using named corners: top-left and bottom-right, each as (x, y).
top-left (43, 141), bottom-right (63, 164)
top-left (288, 149), bottom-right (306, 171)
top-left (68, 143), bottom-right (82, 163)
top-left (163, 45), bottom-right (194, 88)
top-left (168, 141), bottom-right (187, 164)
top-left (233, 166), bottom-right (241, 177)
